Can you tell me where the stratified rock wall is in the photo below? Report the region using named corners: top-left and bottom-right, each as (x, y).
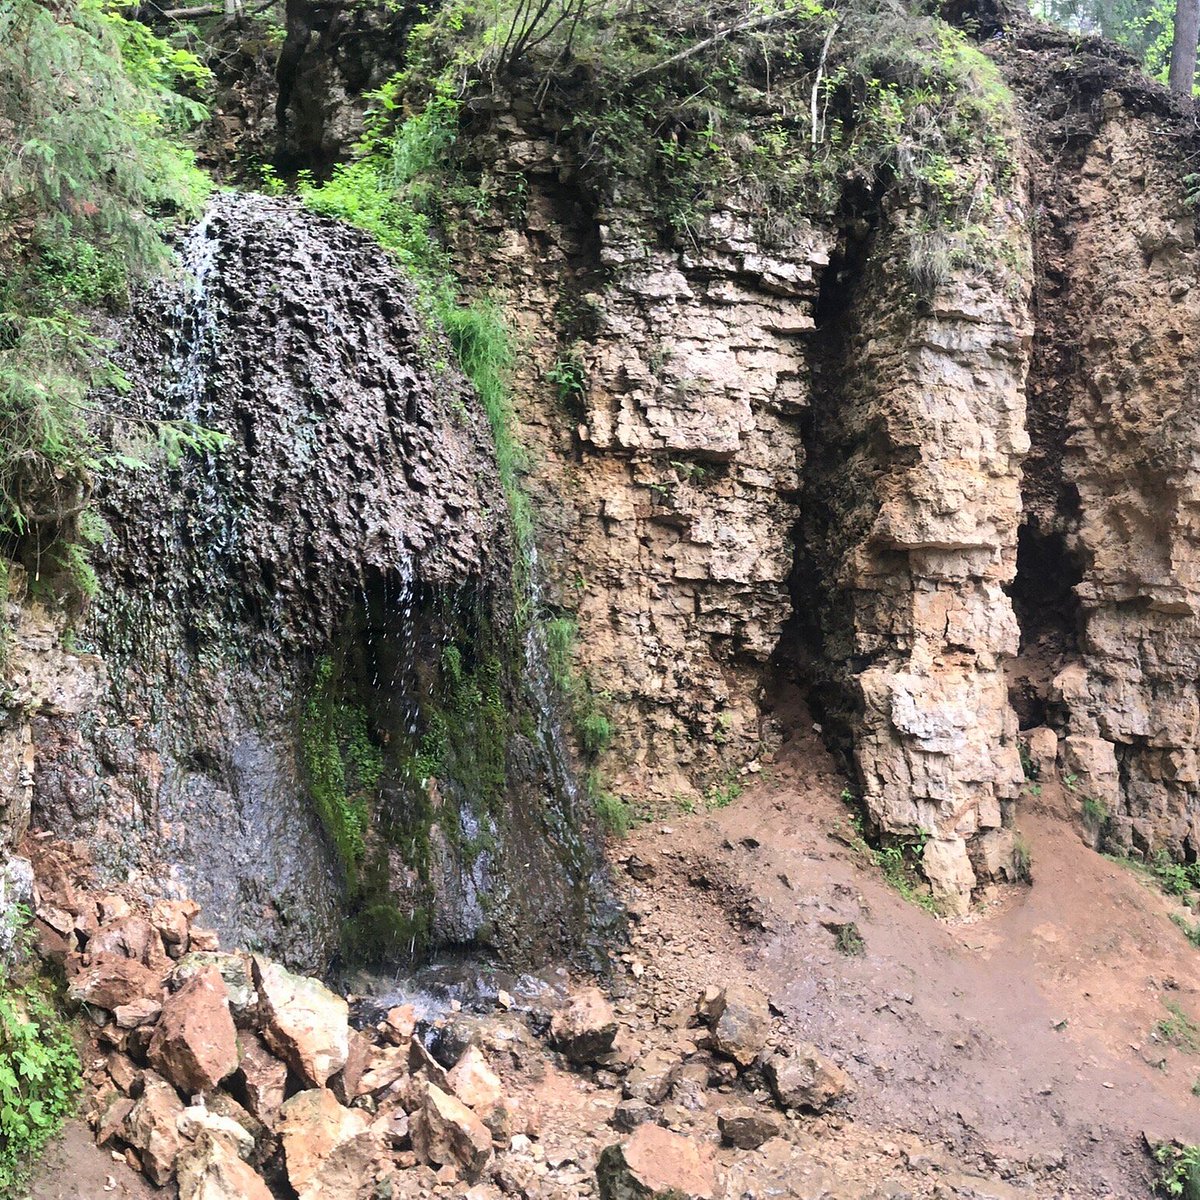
top-left (799, 192), bottom-right (1033, 909)
top-left (453, 124), bottom-right (832, 802)
top-left (1004, 35), bottom-right (1200, 860)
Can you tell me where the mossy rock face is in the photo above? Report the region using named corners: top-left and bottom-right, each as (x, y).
top-left (298, 577), bottom-right (601, 971)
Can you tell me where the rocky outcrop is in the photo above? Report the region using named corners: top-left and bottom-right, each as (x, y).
top-left (1001, 32), bottom-right (1200, 862)
top-left (19, 190), bottom-right (601, 969)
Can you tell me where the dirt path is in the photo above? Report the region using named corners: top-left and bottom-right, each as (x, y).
top-left (615, 714), bottom-right (1200, 1197)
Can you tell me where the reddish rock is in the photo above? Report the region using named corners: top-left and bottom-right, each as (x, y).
top-left (359, 1043), bottom-right (410, 1098)
top-left (89, 916), bottom-right (170, 972)
top-left (150, 898), bottom-right (199, 955)
top-left (235, 1031), bottom-right (288, 1124)
top-left (254, 956), bottom-right (349, 1088)
top-left (549, 987), bottom-right (618, 1064)
top-left (410, 1083), bottom-right (493, 1182)
top-left (67, 954), bottom-right (163, 1011)
top-left (382, 1003), bottom-right (416, 1045)
top-left (107, 1052), bottom-right (141, 1097)
top-left (330, 1029), bottom-right (372, 1105)
top-left (596, 1125), bottom-right (717, 1200)
top-left (148, 965), bottom-right (238, 1094)
top-left (124, 1074), bottom-right (185, 1186)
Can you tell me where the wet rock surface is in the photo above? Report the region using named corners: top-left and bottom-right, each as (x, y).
top-left (15, 191), bottom-right (601, 972)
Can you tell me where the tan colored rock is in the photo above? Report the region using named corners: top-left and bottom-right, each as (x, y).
top-left (95, 1094), bottom-right (134, 1147)
top-left (151, 899), bottom-right (199, 956)
top-left (623, 1047), bottom-right (682, 1105)
top-left (124, 1074), bottom-right (185, 1186)
top-left (382, 1003), bottom-right (416, 1045)
top-left (278, 1088), bottom-right (375, 1199)
top-left (708, 984), bottom-right (770, 1068)
top-left (178, 1105), bottom-right (255, 1160)
top-left (410, 1082), bottom-right (493, 1182)
top-left (107, 1052), bottom-right (141, 1097)
top-left (596, 1125), bottom-right (717, 1200)
top-left (236, 1030), bottom-right (288, 1124)
top-left (550, 986), bottom-right (617, 1064)
top-left (358, 1043), bottom-right (410, 1097)
top-left (447, 1046), bottom-right (503, 1113)
top-left (114, 996), bottom-right (162, 1029)
top-left (176, 1130), bottom-right (274, 1200)
top-left (88, 916), bottom-right (169, 972)
top-left (171, 951), bottom-right (257, 1025)
top-left (148, 965), bottom-right (238, 1094)
top-left (763, 1043), bottom-right (852, 1112)
top-left (254, 956), bottom-right (349, 1088)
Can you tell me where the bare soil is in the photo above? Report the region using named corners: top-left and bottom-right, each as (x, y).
top-left (29, 704), bottom-right (1200, 1199)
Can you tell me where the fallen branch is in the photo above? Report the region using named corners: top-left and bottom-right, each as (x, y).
top-left (626, 9), bottom-right (794, 84)
top-left (810, 19), bottom-right (839, 150)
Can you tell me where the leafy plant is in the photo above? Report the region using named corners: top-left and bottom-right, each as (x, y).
top-left (547, 351), bottom-right (587, 406)
top-left (1156, 1001), bottom-right (1200, 1054)
top-left (0, 981), bottom-right (80, 1194)
top-left (0, 0), bottom-right (213, 584)
top-left (1154, 1141), bottom-right (1200, 1198)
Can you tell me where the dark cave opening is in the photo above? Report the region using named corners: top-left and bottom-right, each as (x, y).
top-left (1006, 520), bottom-right (1084, 730)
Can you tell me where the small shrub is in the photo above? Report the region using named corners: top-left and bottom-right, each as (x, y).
top-left (1012, 834), bottom-right (1033, 883)
top-left (0, 981), bottom-right (80, 1194)
top-left (593, 789), bottom-right (633, 836)
top-left (1153, 1141), bottom-right (1200, 1198)
top-left (1081, 795), bottom-right (1109, 830)
top-left (831, 921), bottom-right (866, 956)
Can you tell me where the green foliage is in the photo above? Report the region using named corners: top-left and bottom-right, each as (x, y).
top-left (832, 921), bottom-right (866, 955)
top-left (1172, 912), bottom-right (1200, 948)
top-left (1033, 0), bottom-right (1178, 85)
top-left (343, 902), bottom-right (431, 966)
top-left (541, 614), bottom-right (613, 761)
top-left (0, 0), bottom-right (213, 575)
top-left (1154, 1142), bottom-right (1200, 1199)
top-left (704, 771), bottom-right (744, 809)
top-left (299, 656), bottom-right (380, 886)
top-left (547, 351), bottom-right (587, 406)
top-left (592, 786), bottom-right (634, 836)
top-left (0, 980), bottom-right (80, 1194)
top-left (1012, 833), bottom-right (1033, 884)
top-left (1157, 1001), bottom-right (1200, 1054)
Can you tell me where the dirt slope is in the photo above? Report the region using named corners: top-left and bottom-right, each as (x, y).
top-left (614, 700), bottom-right (1200, 1197)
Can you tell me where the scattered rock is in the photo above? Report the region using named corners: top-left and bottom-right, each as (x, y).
top-left (68, 955), bottom-right (163, 1011)
top-left (148, 965), bottom-right (238, 1094)
top-left (716, 1106), bottom-right (781, 1149)
top-left (114, 996), bottom-right (162, 1029)
top-left (611, 1099), bottom-right (661, 1132)
top-left (623, 1047), bottom-right (682, 1105)
top-left (172, 952), bottom-right (258, 1025)
top-left (549, 986), bottom-right (618, 1064)
top-left (176, 1129), bottom-right (274, 1200)
top-left (448, 1045), bottom-right (504, 1113)
top-left (278, 1088), bottom-right (371, 1197)
top-left (763, 1043), bottom-right (852, 1112)
top-left (410, 1082), bottom-right (494, 1182)
top-left (178, 1104), bottom-right (255, 1160)
top-left (596, 1125), bottom-right (717, 1200)
top-left (235, 1031), bottom-right (288, 1124)
top-left (707, 984), bottom-right (770, 1068)
top-left (382, 1003), bottom-right (416, 1045)
top-left (124, 1074), bottom-right (185, 1186)
top-left (254, 956), bottom-right (349, 1088)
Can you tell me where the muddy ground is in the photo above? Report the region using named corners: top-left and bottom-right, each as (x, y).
top-left (30, 708), bottom-right (1200, 1199)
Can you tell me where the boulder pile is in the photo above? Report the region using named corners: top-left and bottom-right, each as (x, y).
top-left (25, 838), bottom-right (855, 1200)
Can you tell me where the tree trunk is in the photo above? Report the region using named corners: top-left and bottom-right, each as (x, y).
top-left (1169, 0), bottom-right (1200, 97)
